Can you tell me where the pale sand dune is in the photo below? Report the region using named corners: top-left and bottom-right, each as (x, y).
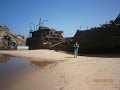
top-left (0, 50), bottom-right (120, 90)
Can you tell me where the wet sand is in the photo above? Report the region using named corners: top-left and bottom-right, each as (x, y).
top-left (0, 49), bottom-right (120, 90)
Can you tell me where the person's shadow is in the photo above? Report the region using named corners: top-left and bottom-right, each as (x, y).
top-left (65, 56), bottom-right (74, 58)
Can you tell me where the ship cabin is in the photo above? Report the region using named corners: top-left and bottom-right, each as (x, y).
top-left (26, 27), bottom-right (64, 49)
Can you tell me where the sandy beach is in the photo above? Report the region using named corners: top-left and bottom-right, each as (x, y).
top-left (0, 49), bottom-right (120, 90)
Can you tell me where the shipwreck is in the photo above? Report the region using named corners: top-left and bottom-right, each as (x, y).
top-left (26, 25), bottom-right (65, 50)
top-left (74, 14), bottom-right (120, 53)
top-left (26, 14), bottom-right (120, 53)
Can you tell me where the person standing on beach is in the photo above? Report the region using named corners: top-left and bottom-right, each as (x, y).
top-left (73, 41), bottom-right (79, 58)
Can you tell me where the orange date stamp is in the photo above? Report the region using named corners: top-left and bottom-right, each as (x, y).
top-left (94, 79), bottom-right (113, 82)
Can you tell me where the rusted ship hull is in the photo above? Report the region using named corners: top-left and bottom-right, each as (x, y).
top-left (26, 27), bottom-right (64, 50)
top-left (74, 14), bottom-right (120, 53)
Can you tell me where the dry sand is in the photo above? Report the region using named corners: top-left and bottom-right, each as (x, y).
top-left (0, 49), bottom-right (120, 90)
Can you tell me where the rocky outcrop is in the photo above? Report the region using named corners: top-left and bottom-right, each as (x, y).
top-left (0, 25), bottom-right (26, 50)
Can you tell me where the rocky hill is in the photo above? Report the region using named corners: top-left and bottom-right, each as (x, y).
top-left (0, 25), bottom-right (26, 50)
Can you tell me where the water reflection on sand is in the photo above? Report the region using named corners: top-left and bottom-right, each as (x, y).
top-left (0, 54), bottom-right (54, 90)
top-left (31, 61), bottom-right (54, 68)
top-left (0, 54), bottom-right (10, 63)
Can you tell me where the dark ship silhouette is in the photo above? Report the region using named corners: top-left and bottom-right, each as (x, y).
top-left (26, 25), bottom-right (65, 50)
top-left (26, 14), bottom-right (120, 53)
top-left (74, 14), bottom-right (120, 53)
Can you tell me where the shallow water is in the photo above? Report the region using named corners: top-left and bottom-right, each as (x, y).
top-left (0, 54), bottom-right (53, 90)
